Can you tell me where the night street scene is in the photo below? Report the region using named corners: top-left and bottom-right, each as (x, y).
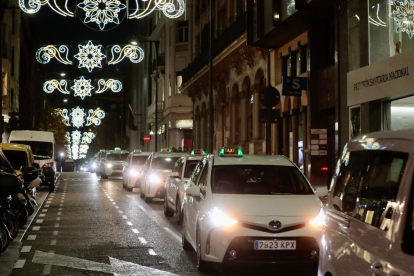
top-left (0, 0), bottom-right (414, 276)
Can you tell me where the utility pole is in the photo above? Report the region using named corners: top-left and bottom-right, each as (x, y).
top-left (208, 0), bottom-right (214, 153)
top-left (153, 41), bottom-right (160, 152)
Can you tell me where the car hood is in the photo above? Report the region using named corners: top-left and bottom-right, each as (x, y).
top-left (150, 170), bottom-right (171, 179)
top-left (211, 194), bottom-right (321, 217)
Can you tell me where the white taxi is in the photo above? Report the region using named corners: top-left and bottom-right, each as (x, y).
top-left (182, 147), bottom-right (324, 271)
top-left (140, 149), bottom-right (184, 202)
top-left (164, 149), bottom-right (206, 224)
top-left (100, 148), bottom-right (129, 179)
top-left (122, 150), bottom-right (151, 191)
top-left (319, 130), bottom-right (414, 276)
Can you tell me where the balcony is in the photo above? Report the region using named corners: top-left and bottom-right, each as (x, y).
top-left (181, 12), bottom-right (247, 85)
top-left (147, 102), bottom-right (164, 120)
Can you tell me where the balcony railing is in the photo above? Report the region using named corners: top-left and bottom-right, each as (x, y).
top-left (181, 12), bottom-right (247, 85)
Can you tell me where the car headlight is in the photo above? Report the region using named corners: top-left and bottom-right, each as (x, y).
top-left (210, 207), bottom-right (237, 226)
top-left (129, 169), bottom-right (139, 177)
top-left (149, 174), bottom-right (162, 184)
top-left (92, 163), bottom-right (97, 169)
top-left (309, 209), bottom-right (326, 227)
top-left (106, 163), bottom-right (113, 168)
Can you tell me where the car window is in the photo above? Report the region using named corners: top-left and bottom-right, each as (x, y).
top-left (184, 160), bottom-right (199, 178)
top-left (151, 157), bottom-right (180, 170)
top-left (3, 150), bottom-right (28, 170)
top-left (126, 155), bottom-right (131, 163)
top-left (190, 158), bottom-right (206, 184)
top-left (177, 160), bottom-right (184, 176)
top-left (106, 153), bottom-right (129, 161)
top-left (332, 150), bottom-right (407, 229)
top-left (172, 159), bottom-right (182, 172)
top-left (212, 165), bottom-right (313, 195)
top-left (132, 156), bottom-right (148, 165)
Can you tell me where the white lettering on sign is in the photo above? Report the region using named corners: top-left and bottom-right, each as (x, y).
top-left (353, 67), bottom-right (409, 92)
top-left (292, 79), bottom-right (301, 90)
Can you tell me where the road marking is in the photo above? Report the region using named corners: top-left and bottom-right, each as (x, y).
top-left (138, 237), bottom-right (147, 244)
top-left (57, 212), bottom-right (62, 216)
top-left (132, 229), bottom-right (139, 234)
top-left (139, 206), bottom-right (145, 211)
top-left (163, 227), bottom-right (181, 243)
top-left (36, 219), bottom-right (44, 224)
top-left (148, 249), bottom-right (157, 256)
top-left (50, 239), bottom-right (56, 246)
top-left (27, 235), bottom-right (37, 241)
top-left (39, 214), bottom-right (46, 217)
top-left (112, 202), bottom-right (116, 205)
top-left (14, 259), bottom-right (26, 269)
top-left (32, 251), bottom-right (179, 275)
top-left (54, 223), bottom-right (60, 228)
top-left (46, 201), bottom-right (52, 204)
top-left (53, 231), bottom-right (58, 236)
top-left (45, 205), bottom-right (50, 208)
top-left (41, 209), bottom-right (48, 213)
top-left (59, 208), bottom-right (63, 211)
top-left (126, 221), bottom-right (133, 226)
top-left (118, 210), bottom-right (123, 214)
top-left (60, 204), bottom-right (63, 207)
top-left (33, 226), bottom-right (40, 231)
top-left (115, 206), bottom-right (119, 209)
top-left (109, 199), bottom-right (114, 202)
top-left (132, 188), bottom-right (140, 193)
top-left (21, 246), bottom-right (32, 253)
top-left (43, 264), bottom-right (52, 275)
top-left (122, 215), bottom-right (128, 220)
top-left (60, 200), bottom-right (64, 203)
top-left (56, 217), bottom-right (61, 221)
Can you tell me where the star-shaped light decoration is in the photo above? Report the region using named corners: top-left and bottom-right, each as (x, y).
top-left (392, 0), bottom-right (414, 39)
top-left (74, 41), bottom-right (106, 73)
top-left (71, 76), bottom-right (94, 100)
top-left (71, 107), bottom-right (86, 128)
top-left (77, 0), bottom-right (127, 31)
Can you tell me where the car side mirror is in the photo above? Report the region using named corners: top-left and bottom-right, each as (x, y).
top-left (170, 172), bottom-right (180, 178)
top-left (33, 163), bottom-right (40, 169)
top-left (315, 186), bottom-right (329, 199)
top-left (186, 185), bottom-right (200, 198)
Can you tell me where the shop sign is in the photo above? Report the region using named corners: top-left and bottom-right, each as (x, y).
top-left (348, 48), bottom-right (414, 106)
top-left (311, 129), bottom-right (328, 156)
top-left (282, 76), bottom-right (308, 96)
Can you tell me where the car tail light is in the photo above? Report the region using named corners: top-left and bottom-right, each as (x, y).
top-left (321, 166), bottom-right (328, 172)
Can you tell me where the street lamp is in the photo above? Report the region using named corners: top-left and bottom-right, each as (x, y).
top-left (59, 152), bottom-right (65, 172)
top-left (60, 73), bottom-right (66, 77)
top-left (130, 41), bottom-right (138, 45)
top-left (63, 99), bottom-right (68, 102)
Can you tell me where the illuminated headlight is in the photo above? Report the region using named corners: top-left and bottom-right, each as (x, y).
top-left (92, 163), bottom-right (97, 169)
top-left (129, 169), bottom-right (139, 177)
top-left (149, 174), bottom-right (162, 184)
top-left (106, 163), bottom-right (113, 168)
top-left (210, 207), bottom-right (237, 226)
top-left (309, 209), bottom-right (326, 227)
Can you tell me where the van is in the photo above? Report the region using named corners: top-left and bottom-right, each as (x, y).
top-left (319, 130), bottom-right (414, 276)
top-left (9, 131), bottom-right (56, 191)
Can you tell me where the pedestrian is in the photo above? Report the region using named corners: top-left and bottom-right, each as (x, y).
top-left (178, 147), bottom-right (182, 152)
top-left (171, 147), bottom-right (177, 152)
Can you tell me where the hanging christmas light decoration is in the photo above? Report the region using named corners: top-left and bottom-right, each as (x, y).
top-left (74, 41), bottom-right (106, 72)
top-left (36, 45), bottom-right (73, 65)
top-left (55, 108), bottom-right (70, 126)
top-left (71, 76), bottom-right (94, 100)
top-left (392, 0), bottom-right (414, 38)
top-left (86, 108), bottom-right (106, 126)
top-left (128, 0), bottom-right (185, 19)
top-left (71, 107), bottom-right (86, 128)
top-left (95, 79), bottom-right (122, 94)
top-left (77, 0), bottom-right (127, 31)
top-left (82, 132), bottom-right (96, 144)
top-left (108, 45), bottom-right (144, 65)
top-left (19, 0), bottom-right (75, 16)
top-left (43, 80), bottom-right (71, 94)
top-left (72, 130), bottom-right (82, 143)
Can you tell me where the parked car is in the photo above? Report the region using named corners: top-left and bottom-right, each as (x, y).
top-left (0, 143), bottom-right (35, 175)
top-left (319, 130), bottom-right (414, 276)
top-left (99, 148), bottom-right (129, 179)
top-left (122, 150), bottom-right (151, 191)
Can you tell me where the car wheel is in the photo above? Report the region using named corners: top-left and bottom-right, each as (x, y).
top-left (164, 194), bottom-right (174, 217)
top-left (13, 204), bottom-right (28, 228)
top-left (0, 222), bottom-right (10, 253)
top-left (196, 229), bottom-right (212, 272)
top-left (5, 211), bottom-right (19, 240)
top-left (181, 212), bottom-right (192, 250)
top-left (176, 198), bottom-right (182, 225)
top-left (49, 182), bottom-right (55, 192)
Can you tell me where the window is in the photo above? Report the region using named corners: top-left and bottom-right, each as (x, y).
top-left (106, 153), bottom-right (129, 161)
top-left (212, 165), bottom-right (313, 195)
top-left (235, 0), bottom-right (246, 18)
top-left (184, 160), bottom-right (199, 178)
top-left (281, 0), bottom-right (296, 21)
top-left (178, 21), bottom-right (188, 43)
top-left (3, 150), bottom-right (28, 170)
top-left (333, 150), bottom-right (407, 229)
top-left (383, 96), bottom-right (414, 131)
top-left (132, 156), bottom-right (149, 165)
top-left (190, 158), bottom-right (206, 184)
top-left (151, 157), bottom-right (181, 170)
top-left (350, 106), bottom-right (361, 139)
top-left (11, 47), bottom-right (15, 76)
top-left (10, 141), bottom-right (53, 160)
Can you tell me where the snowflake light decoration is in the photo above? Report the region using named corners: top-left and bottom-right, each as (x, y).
top-left (71, 107), bottom-right (86, 128)
top-left (74, 41), bottom-right (106, 73)
top-left (392, 0), bottom-right (414, 38)
top-left (71, 76), bottom-right (94, 100)
top-left (77, 0), bottom-right (127, 31)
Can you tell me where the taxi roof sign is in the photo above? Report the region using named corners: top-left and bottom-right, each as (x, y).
top-left (160, 148), bottom-right (171, 153)
top-left (114, 147), bottom-right (121, 151)
top-left (133, 149), bottom-right (143, 153)
top-left (219, 147), bottom-right (243, 157)
top-left (191, 149), bottom-right (206, 156)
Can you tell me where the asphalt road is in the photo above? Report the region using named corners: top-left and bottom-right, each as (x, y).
top-left (4, 172), bottom-right (316, 276)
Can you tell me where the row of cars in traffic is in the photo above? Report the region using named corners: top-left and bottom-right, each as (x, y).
top-left (0, 130), bottom-right (57, 256)
top-left (89, 130), bottom-right (414, 275)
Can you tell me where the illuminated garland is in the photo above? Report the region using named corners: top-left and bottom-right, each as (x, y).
top-left (392, 0), bottom-right (414, 38)
top-left (77, 0), bottom-right (127, 30)
top-left (108, 45), bottom-right (144, 65)
top-left (19, 0), bottom-right (75, 16)
top-left (71, 76), bottom-right (94, 100)
top-left (128, 0), bottom-right (185, 19)
top-left (65, 131), bottom-right (96, 160)
top-left (36, 45), bottom-right (72, 65)
top-left (95, 79), bottom-right (122, 94)
top-left (86, 108), bottom-right (106, 126)
top-left (55, 108), bottom-right (70, 126)
top-left (74, 41), bottom-right (106, 72)
top-left (43, 80), bottom-right (71, 94)
top-left (82, 132), bottom-right (96, 144)
top-left (71, 107), bottom-right (86, 128)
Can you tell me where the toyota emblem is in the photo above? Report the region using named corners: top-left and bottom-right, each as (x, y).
top-left (269, 220), bottom-right (282, 230)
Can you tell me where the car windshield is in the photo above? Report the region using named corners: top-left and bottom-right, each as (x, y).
top-left (10, 141), bottom-right (53, 160)
top-left (132, 156), bottom-right (148, 165)
top-left (106, 153), bottom-right (129, 161)
top-left (3, 150), bottom-right (28, 170)
top-left (184, 160), bottom-right (199, 178)
top-left (152, 157), bottom-right (180, 170)
top-left (212, 165), bottom-right (314, 195)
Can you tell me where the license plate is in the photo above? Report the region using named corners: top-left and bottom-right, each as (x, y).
top-left (254, 240), bottom-right (296, 250)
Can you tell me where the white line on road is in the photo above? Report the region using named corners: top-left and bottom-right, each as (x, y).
top-left (126, 221), bottom-right (133, 226)
top-left (45, 205), bottom-right (50, 208)
top-left (56, 217), bottom-right (61, 221)
top-left (163, 227), bottom-right (181, 243)
top-left (21, 246), bottom-right (32, 253)
top-left (138, 237), bottom-right (147, 244)
top-left (53, 231), bottom-right (58, 236)
top-left (132, 229), bottom-right (139, 234)
top-left (118, 210), bottom-right (123, 214)
top-left (27, 235), bottom-right (37, 241)
top-left (115, 206), bottom-right (119, 209)
top-left (148, 249), bottom-right (157, 256)
top-left (59, 208), bottom-right (62, 211)
top-left (139, 206), bottom-right (145, 211)
top-left (39, 214), bottom-right (46, 218)
top-left (32, 226), bottom-right (40, 231)
top-left (46, 201), bottom-right (52, 204)
top-left (14, 259), bottom-right (26, 269)
top-left (54, 223), bottom-right (60, 228)
top-left (60, 204), bottom-right (63, 207)
top-left (112, 202), bottom-right (116, 205)
top-left (41, 209), bottom-right (48, 212)
top-left (50, 239), bottom-right (56, 246)
top-left (57, 212), bottom-right (62, 216)
top-left (36, 219), bottom-right (44, 224)
top-left (122, 215), bottom-right (128, 220)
